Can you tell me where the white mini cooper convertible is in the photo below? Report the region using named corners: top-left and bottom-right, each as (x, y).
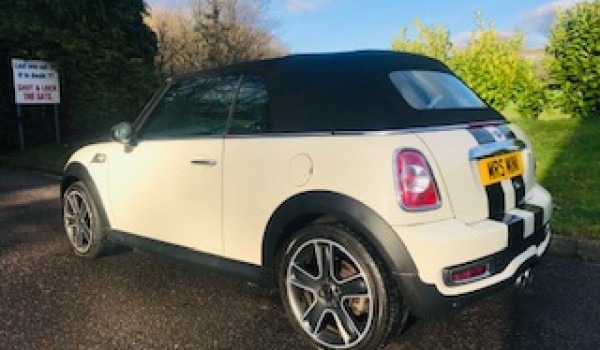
top-left (62, 51), bottom-right (552, 350)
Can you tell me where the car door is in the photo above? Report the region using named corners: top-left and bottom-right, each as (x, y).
top-left (222, 75), bottom-right (282, 264)
top-left (108, 75), bottom-right (240, 255)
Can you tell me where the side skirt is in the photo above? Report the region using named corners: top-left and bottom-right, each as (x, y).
top-left (106, 230), bottom-right (275, 289)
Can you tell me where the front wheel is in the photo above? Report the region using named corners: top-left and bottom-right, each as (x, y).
top-left (62, 181), bottom-right (109, 258)
top-left (278, 224), bottom-right (403, 349)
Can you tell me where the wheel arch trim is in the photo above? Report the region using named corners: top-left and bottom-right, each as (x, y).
top-left (62, 162), bottom-right (111, 229)
top-left (262, 191), bottom-right (418, 276)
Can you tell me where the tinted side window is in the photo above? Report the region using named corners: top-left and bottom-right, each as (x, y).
top-left (228, 76), bottom-right (270, 135)
top-left (140, 75), bottom-right (240, 138)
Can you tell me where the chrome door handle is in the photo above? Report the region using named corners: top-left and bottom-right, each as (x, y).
top-left (191, 159), bottom-right (217, 166)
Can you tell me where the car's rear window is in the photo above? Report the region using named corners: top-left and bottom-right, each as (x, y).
top-left (389, 70), bottom-right (485, 110)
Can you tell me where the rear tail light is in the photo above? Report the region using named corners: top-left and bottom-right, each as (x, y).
top-left (395, 149), bottom-right (440, 210)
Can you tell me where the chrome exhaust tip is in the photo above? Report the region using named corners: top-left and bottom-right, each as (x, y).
top-left (515, 269), bottom-right (534, 288)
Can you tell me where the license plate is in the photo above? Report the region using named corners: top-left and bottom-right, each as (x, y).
top-left (479, 152), bottom-right (524, 186)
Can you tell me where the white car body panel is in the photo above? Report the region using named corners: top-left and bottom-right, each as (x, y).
top-left (66, 143), bottom-right (114, 218)
top-left (221, 134), bottom-right (454, 264)
top-left (106, 138), bottom-right (224, 255)
top-left (416, 129), bottom-right (488, 223)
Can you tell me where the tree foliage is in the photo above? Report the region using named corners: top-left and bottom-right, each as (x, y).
top-left (391, 20), bottom-right (452, 63)
top-left (148, 0), bottom-right (285, 77)
top-left (147, 8), bottom-right (202, 76)
top-left (195, 0), bottom-right (286, 68)
top-left (0, 0), bottom-right (158, 138)
top-left (547, 0), bottom-right (600, 118)
top-left (451, 16), bottom-right (545, 115)
top-left (391, 14), bottom-right (545, 118)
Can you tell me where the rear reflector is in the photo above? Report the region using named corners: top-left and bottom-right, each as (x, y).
top-left (450, 263), bottom-right (490, 284)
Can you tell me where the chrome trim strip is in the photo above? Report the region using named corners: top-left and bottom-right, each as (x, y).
top-left (140, 134), bottom-right (225, 141)
top-left (134, 121), bottom-right (507, 140)
top-left (224, 132), bottom-right (333, 139)
top-left (333, 123), bottom-right (476, 136)
top-left (224, 121), bottom-right (507, 138)
top-left (468, 139), bottom-right (527, 160)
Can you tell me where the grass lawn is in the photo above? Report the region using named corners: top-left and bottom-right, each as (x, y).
top-left (1, 112), bottom-right (598, 239)
top-left (509, 115), bottom-right (600, 239)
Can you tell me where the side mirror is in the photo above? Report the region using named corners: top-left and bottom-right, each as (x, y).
top-left (111, 122), bottom-right (134, 145)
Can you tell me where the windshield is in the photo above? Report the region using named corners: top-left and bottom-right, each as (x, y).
top-left (389, 70), bottom-right (486, 110)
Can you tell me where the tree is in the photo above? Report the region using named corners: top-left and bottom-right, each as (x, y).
top-left (451, 15), bottom-right (545, 115)
top-left (147, 8), bottom-right (203, 76)
top-left (193, 0), bottom-right (286, 68)
top-left (391, 20), bottom-right (452, 63)
top-left (547, 0), bottom-right (600, 118)
top-left (0, 0), bottom-right (158, 140)
top-left (148, 0), bottom-right (286, 77)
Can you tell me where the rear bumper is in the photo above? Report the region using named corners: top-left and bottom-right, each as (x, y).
top-left (395, 223), bottom-right (550, 318)
top-left (392, 184), bottom-right (552, 318)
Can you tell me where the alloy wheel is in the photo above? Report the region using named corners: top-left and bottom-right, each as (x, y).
top-left (285, 238), bottom-right (374, 349)
top-left (63, 189), bottom-right (94, 254)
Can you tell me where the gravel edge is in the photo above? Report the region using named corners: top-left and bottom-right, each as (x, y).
top-left (548, 235), bottom-right (600, 263)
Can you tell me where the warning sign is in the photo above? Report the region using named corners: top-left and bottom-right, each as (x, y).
top-left (12, 58), bottom-right (61, 105)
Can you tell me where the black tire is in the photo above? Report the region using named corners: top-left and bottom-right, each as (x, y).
top-left (62, 181), bottom-right (110, 258)
top-left (278, 224), bottom-right (404, 350)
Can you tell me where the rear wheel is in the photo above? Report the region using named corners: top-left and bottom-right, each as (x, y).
top-left (278, 224), bottom-right (402, 349)
top-left (62, 181), bottom-right (109, 258)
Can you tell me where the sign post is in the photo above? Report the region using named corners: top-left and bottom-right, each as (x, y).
top-left (53, 104), bottom-right (60, 144)
top-left (16, 105), bottom-right (24, 150)
top-left (11, 58), bottom-right (61, 150)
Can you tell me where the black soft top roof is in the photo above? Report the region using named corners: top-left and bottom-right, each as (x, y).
top-left (178, 51), bottom-right (505, 132)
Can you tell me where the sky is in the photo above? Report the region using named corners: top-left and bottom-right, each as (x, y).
top-left (148, 0), bottom-right (586, 53)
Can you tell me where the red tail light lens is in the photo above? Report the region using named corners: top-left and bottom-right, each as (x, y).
top-left (395, 149), bottom-right (440, 210)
